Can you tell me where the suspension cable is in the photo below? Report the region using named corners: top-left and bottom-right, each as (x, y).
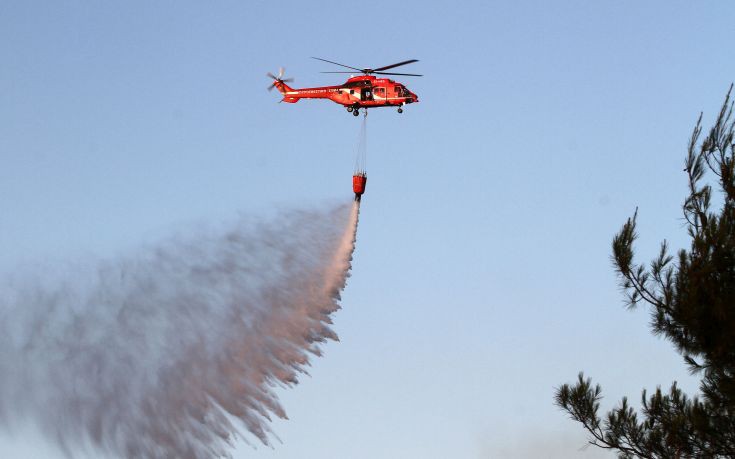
top-left (353, 110), bottom-right (368, 174)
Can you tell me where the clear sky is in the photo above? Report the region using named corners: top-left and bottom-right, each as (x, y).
top-left (1, 1), bottom-right (734, 458)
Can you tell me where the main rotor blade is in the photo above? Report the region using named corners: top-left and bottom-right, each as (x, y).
top-left (278, 67), bottom-right (284, 79)
top-left (267, 82), bottom-right (276, 91)
top-left (311, 57), bottom-right (363, 72)
top-left (374, 71), bottom-right (423, 76)
top-left (281, 78), bottom-right (294, 83)
top-left (267, 72), bottom-right (278, 80)
top-left (320, 71), bottom-right (423, 77)
top-left (373, 59), bottom-right (419, 72)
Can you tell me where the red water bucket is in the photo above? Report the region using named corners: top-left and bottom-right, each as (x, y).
top-left (353, 173), bottom-right (367, 199)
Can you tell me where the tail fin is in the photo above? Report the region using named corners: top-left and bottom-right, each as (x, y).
top-left (273, 81), bottom-right (299, 103)
top-left (267, 68), bottom-right (299, 103)
top-left (273, 80), bottom-right (293, 94)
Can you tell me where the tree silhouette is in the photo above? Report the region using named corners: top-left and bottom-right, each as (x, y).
top-left (555, 86), bottom-right (735, 458)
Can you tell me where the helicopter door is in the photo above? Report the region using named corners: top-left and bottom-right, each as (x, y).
top-left (361, 87), bottom-right (373, 101)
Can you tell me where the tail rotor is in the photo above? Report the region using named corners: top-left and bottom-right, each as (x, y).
top-left (267, 67), bottom-right (294, 91)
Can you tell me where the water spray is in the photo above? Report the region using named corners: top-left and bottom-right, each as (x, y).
top-left (0, 203), bottom-right (360, 459)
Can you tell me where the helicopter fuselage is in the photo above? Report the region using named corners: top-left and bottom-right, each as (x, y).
top-left (274, 75), bottom-right (419, 110)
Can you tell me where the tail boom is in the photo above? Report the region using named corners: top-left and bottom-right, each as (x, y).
top-left (273, 81), bottom-right (345, 104)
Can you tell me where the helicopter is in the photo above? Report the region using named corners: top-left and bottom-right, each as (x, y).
top-left (267, 57), bottom-right (421, 116)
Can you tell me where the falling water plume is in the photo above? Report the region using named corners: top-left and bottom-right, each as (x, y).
top-left (0, 201), bottom-right (361, 458)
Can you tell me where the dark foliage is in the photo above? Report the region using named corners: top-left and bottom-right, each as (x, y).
top-left (555, 86), bottom-right (735, 459)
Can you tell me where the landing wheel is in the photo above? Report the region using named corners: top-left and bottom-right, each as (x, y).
top-left (347, 106), bottom-right (353, 112)
top-left (397, 107), bottom-right (403, 114)
top-left (353, 109), bottom-right (360, 117)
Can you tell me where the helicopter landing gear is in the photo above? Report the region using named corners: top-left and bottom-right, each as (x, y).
top-left (397, 107), bottom-right (403, 114)
top-left (347, 106), bottom-right (353, 112)
top-left (353, 109), bottom-right (360, 116)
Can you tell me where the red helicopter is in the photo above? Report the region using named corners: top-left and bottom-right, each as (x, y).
top-left (268, 57), bottom-right (421, 116)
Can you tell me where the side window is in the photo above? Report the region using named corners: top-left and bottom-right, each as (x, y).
top-left (350, 89), bottom-right (354, 94)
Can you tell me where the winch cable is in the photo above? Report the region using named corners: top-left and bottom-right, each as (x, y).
top-left (353, 110), bottom-right (367, 174)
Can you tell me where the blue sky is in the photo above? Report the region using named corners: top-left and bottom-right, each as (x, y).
top-left (1, 1), bottom-right (734, 457)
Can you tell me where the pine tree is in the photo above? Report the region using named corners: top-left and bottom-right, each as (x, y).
top-left (555, 87), bottom-right (735, 458)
